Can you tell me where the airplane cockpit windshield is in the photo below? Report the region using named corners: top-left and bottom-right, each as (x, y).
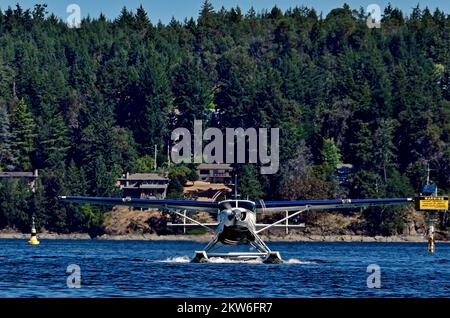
top-left (219, 201), bottom-right (256, 212)
top-left (238, 201), bottom-right (256, 212)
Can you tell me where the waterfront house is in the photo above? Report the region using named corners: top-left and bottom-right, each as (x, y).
top-left (196, 163), bottom-right (233, 184)
top-left (118, 173), bottom-right (169, 199)
top-left (0, 170), bottom-right (39, 192)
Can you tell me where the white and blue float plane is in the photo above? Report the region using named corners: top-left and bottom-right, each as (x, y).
top-left (60, 176), bottom-right (418, 264)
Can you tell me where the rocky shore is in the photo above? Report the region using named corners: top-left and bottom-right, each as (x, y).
top-left (0, 231), bottom-right (443, 243)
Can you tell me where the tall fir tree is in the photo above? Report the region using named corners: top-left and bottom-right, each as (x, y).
top-left (238, 165), bottom-right (263, 200)
top-left (37, 111), bottom-right (70, 168)
top-left (172, 56), bottom-right (213, 130)
top-left (11, 99), bottom-right (36, 171)
top-left (0, 104), bottom-right (16, 170)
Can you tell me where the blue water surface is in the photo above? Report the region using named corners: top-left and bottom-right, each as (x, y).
top-left (0, 239), bottom-right (449, 298)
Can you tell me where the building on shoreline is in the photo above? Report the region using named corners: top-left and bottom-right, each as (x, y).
top-left (0, 170), bottom-right (39, 192)
top-left (197, 163), bottom-right (233, 184)
top-left (118, 173), bottom-right (169, 199)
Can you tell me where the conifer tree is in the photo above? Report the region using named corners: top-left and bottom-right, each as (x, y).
top-left (135, 5), bottom-right (150, 30)
top-left (0, 104), bottom-right (16, 170)
top-left (11, 99), bottom-right (36, 171)
top-left (38, 112), bottom-right (70, 168)
top-left (238, 165), bottom-right (263, 200)
top-left (172, 56), bottom-right (212, 130)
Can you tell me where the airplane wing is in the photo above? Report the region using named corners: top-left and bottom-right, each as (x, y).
top-left (60, 196), bottom-right (220, 213)
top-left (60, 196), bottom-right (414, 213)
top-left (256, 197), bottom-right (414, 213)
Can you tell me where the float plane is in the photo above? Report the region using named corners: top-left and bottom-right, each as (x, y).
top-left (59, 176), bottom-right (424, 264)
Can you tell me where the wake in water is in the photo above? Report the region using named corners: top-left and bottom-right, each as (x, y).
top-left (284, 259), bottom-right (315, 264)
top-left (157, 256), bottom-right (315, 264)
top-left (158, 256), bottom-right (191, 263)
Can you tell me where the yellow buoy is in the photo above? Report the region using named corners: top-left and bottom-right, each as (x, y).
top-left (28, 217), bottom-right (40, 245)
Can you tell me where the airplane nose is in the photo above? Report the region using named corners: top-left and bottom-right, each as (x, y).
top-left (222, 209), bottom-right (245, 222)
top-left (232, 209), bottom-right (242, 221)
top-left (224, 209), bottom-right (240, 221)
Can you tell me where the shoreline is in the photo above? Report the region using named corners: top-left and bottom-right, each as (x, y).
top-left (0, 232), bottom-right (445, 243)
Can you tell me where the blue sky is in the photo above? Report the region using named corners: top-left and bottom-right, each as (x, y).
top-left (1, 1), bottom-right (449, 24)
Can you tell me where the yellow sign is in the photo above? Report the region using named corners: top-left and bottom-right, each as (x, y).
top-left (416, 196), bottom-right (449, 211)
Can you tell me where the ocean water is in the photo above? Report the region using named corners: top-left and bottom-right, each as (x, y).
top-left (0, 239), bottom-right (449, 298)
